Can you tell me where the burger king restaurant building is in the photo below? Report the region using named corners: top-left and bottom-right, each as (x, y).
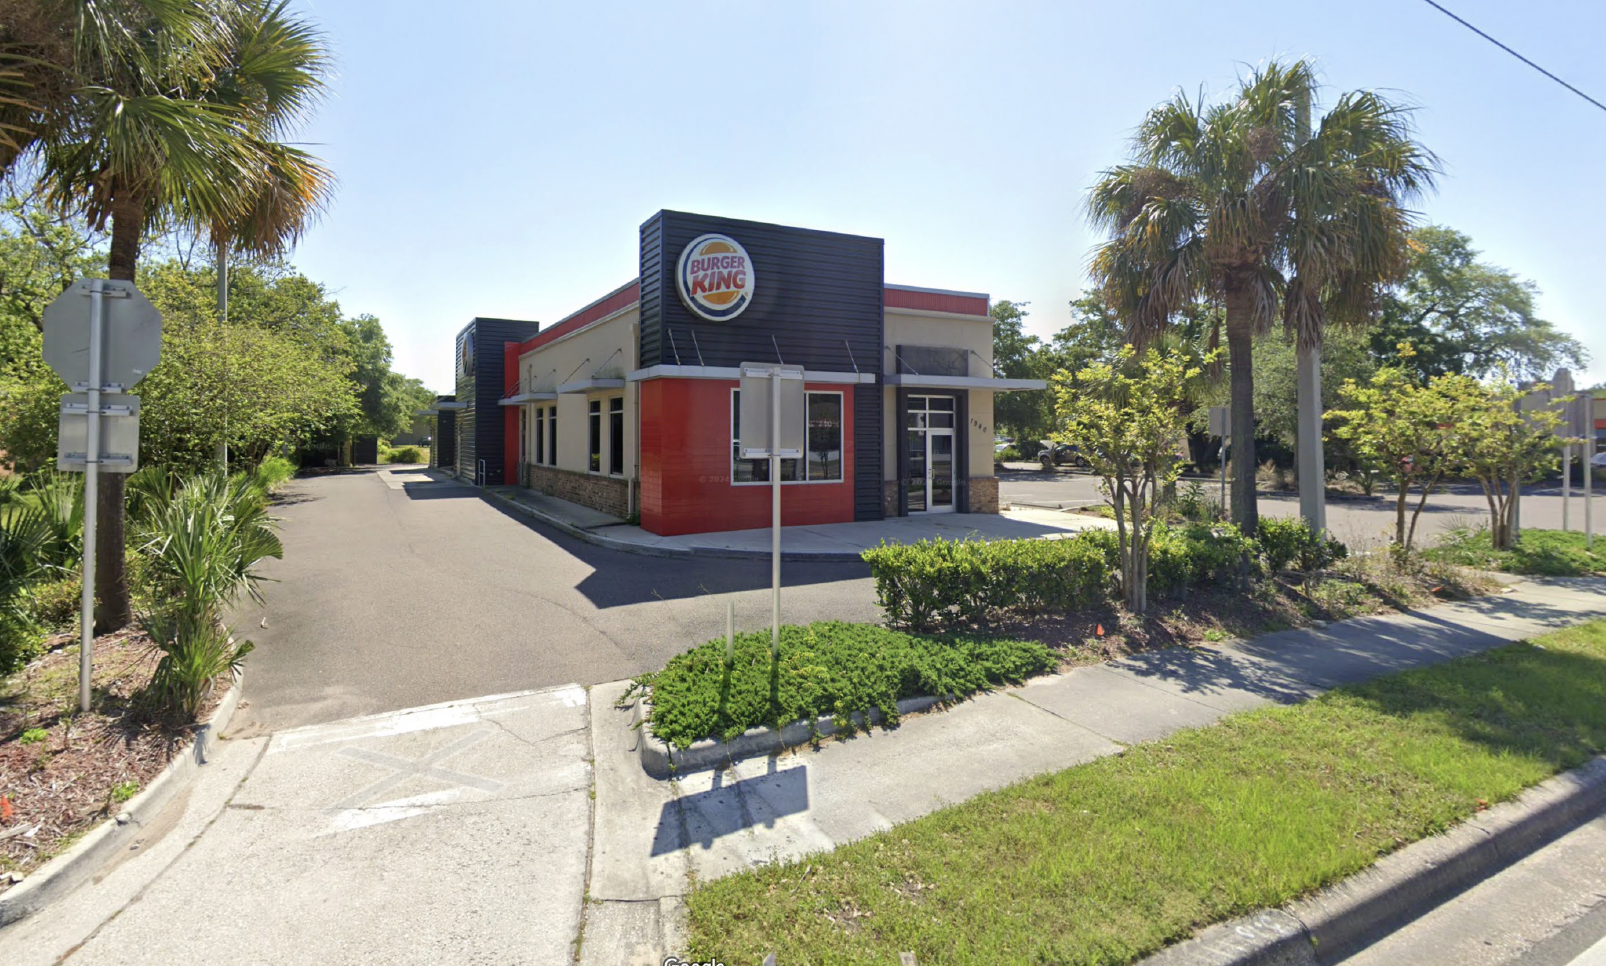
top-left (431, 210), bottom-right (1044, 537)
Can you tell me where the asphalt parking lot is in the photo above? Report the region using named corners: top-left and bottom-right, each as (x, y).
top-left (232, 468), bottom-right (881, 734)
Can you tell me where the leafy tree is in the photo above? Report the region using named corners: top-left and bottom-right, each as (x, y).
top-left (991, 300), bottom-right (1052, 446)
top-left (4, 0), bottom-right (333, 631)
top-left (1372, 226), bottom-right (1587, 381)
top-left (1326, 352), bottom-right (1464, 554)
top-left (1254, 326), bottom-right (1378, 483)
top-left (1052, 345), bottom-right (1204, 614)
top-left (1450, 378), bottom-right (1572, 550)
top-left (1088, 60), bottom-right (1435, 535)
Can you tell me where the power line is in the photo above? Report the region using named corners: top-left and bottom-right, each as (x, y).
top-left (1418, 0), bottom-right (1606, 115)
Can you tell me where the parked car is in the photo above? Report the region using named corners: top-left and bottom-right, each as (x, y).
top-left (994, 436), bottom-right (1014, 454)
top-left (1592, 450), bottom-right (1606, 469)
top-left (1039, 442), bottom-right (1082, 467)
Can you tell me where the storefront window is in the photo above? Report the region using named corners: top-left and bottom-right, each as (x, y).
top-left (588, 399), bottom-right (602, 472)
top-left (806, 393), bottom-right (843, 481)
top-left (608, 397), bottom-right (624, 476)
top-left (535, 408), bottom-right (545, 465)
top-left (730, 389), bottom-right (841, 484)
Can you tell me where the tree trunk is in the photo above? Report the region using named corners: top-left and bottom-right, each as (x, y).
top-left (94, 194), bottom-right (142, 633)
top-left (1223, 286), bottom-right (1259, 535)
top-left (1394, 480), bottom-right (1409, 549)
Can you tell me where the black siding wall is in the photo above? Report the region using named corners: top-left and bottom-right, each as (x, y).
top-left (454, 317), bottom-right (539, 485)
top-left (638, 210), bottom-right (885, 521)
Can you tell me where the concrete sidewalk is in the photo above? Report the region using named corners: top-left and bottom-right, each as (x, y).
top-left (8, 577), bottom-right (1606, 965)
top-left (583, 577), bottom-right (1606, 962)
top-left (485, 480), bottom-right (1113, 561)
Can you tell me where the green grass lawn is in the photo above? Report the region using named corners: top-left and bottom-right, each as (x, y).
top-left (1426, 527), bottom-right (1606, 576)
top-left (683, 620), bottom-right (1606, 965)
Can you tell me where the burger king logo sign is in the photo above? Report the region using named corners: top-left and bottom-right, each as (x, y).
top-left (677, 234), bottom-right (755, 321)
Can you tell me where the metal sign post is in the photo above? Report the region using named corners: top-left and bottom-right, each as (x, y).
top-left (740, 363), bottom-right (804, 657)
top-left (80, 281), bottom-right (104, 713)
top-left (42, 279), bottom-right (161, 712)
top-left (1208, 406), bottom-right (1230, 521)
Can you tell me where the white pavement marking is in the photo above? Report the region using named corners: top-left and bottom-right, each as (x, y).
top-left (21, 687), bottom-right (595, 966)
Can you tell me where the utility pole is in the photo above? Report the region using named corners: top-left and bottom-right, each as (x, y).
top-left (1294, 84), bottom-right (1328, 534)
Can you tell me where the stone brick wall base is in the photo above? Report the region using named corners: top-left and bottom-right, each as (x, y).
top-left (883, 480), bottom-right (901, 518)
top-left (525, 463), bottom-right (631, 519)
top-left (967, 475), bottom-right (1000, 514)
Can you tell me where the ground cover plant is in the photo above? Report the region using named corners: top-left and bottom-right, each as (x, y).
top-left (684, 620), bottom-right (1606, 965)
top-left (1427, 526), bottom-right (1606, 577)
top-left (629, 622), bottom-right (1055, 751)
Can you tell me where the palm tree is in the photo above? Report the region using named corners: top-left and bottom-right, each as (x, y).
top-left (4, 0), bottom-right (331, 630)
top-left (1087, 60), bottom-right (1435, 534)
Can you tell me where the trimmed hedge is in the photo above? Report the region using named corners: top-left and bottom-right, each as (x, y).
top-left (637, 621), bottom-right (1056, 750)
top-left (863, 520), bottom-right (1341, 630)
top-left (862, 534), bottom-right (1113, 631)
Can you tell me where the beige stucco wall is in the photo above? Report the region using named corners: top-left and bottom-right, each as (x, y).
top-left (517, 307), bottom-right (638, 479)
top-left (881, 308), bottom-right (997, 482)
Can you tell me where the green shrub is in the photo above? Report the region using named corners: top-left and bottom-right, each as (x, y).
top-left (28, 574), bottom-right (81, 629)
top-left (1147, 523), bottom-right (1257, 597)
top-left (133, 471), bottom-right (280, 719)
top-left (252, 456), bottom-right (297, 492)
top-left (1258, 517), bottom-right (1348, 574)
top-left (139, 610), bottom-right (252, 721)
top-left (637, 621), bottom-right (1056, 750)
top-left (863, 531), bottom-right (1114, 630)
top-left (385, 445), bottom-right (424, 464)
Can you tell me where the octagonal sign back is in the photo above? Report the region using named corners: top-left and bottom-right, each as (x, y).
top-left (42, 279), bottom-right (163, 389)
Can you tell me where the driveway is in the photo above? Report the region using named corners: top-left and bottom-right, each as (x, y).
top-left (232, 467), bottom-right (880, 734)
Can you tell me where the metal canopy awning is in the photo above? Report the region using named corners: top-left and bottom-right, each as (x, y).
top-left (499, 391), bottom-right (558, 406)
top-left (627, 364), bottom-right (875, 385)
top-left (556, 377), bottom-right (627, 394)
top-left (433, 401), bottom-right (469, 410)
top-left (883, 373), bottom-right (1047, 391)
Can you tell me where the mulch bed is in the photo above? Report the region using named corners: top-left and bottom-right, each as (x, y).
top-left (0, 631), bottom-right (221, 890)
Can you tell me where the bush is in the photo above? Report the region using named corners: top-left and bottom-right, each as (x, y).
top-left (252, 456), bottom-right (297, 492)
top-left (1147, 523), bottom-right (1258, 597)
top-left (636, 621), bottom-right (1057, 750)
top-left (864, 526), bottom-right (1275, 627)
top-left (1258, 517), bottom-right (1348, 574)
top-left (133, 471), bottom-right (281, 719)
top-left (863, 532), bottom-right (1114, 630)
top-left (28, 574), bottom-right (81, 629)
top-left (385, 445), bottom-right (424, 464)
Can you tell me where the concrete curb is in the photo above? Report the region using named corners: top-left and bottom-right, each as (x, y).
top-left (1139, 755), bottom-right (1606, 966)
top-left (486, 490), bottom-right (871, 562)
top-left (633, 691), bottom-right (952, 779)
top-left (0, 670), bottom-right (245, 928)
top-left (482, 490), bottom-right (688, 558)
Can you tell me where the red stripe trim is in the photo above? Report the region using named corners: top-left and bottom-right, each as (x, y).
top-left (883, 287), bottom-right (989, 317)
top-left (510, 280), bottom-right (642, 359)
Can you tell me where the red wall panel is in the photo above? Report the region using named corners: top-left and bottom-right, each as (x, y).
top-left (640, 379), bottom-right (856, 536)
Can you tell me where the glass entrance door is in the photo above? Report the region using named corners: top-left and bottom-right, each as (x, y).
top-left (906, 395), bottom-right (957, 515)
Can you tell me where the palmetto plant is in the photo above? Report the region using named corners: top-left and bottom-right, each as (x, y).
top-left (1087, 60), bottom-right (1436, 534)
top-left (1, 0), bottom-right (332, 631)
top-left (134, 471), bottom-right (280, 719)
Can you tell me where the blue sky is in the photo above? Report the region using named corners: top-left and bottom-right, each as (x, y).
top-left (288, 0), bottom-right (1606, 394)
